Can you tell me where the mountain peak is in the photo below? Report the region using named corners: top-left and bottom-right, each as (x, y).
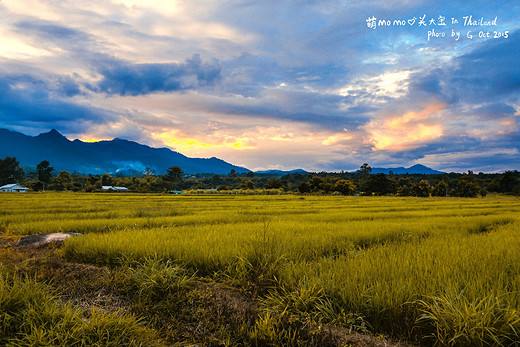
top-left (37, 129), bottom-right (69, 141)
top-left (112, 137), bottom-right (127, 142)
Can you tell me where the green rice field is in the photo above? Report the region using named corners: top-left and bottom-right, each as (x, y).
top-left (2, 192), bottom-right (520, 345)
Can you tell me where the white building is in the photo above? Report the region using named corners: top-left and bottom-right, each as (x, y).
top-left (0, 184), bottom-right (30, 193)
top-left (101, 186), bottom-right (129, 192)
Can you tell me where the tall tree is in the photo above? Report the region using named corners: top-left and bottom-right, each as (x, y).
top-left (412, 180), bottom-right (431, 197)
top-left (101, 173), bottom-right (113, 186)
top-left (166, 166), bottom-right (183, 181)
top-left (432, 180), bottom-right (449, 197)
top-left (264, 178), bottom-right (286, 189)
top-left (396, 177), bottom-right (413, 196)
top-left (362, 173), bottom-right (396, 196)
top-left (333, 179), bottom-right (357, 195)
top-left (239, 180), bottom-right (254, 189)
top-left (37, 160), bottom-right (54, 185)
top-left (359, 163), bottom-right (372, 177)
top-left (297, 182), bottom-right (311, 193)
top-left (309, 176), bottom-right (325, 192)
top-left (0, 157), bottom-right (24, 185)
top-left (211, 174), bottom-right (222, 186)
top-left (53, 170), bottom-right (73, 191)
top-left (456, 176), bottom-right (480, 197)
top-left (496, 171), bottom-right (519, 193)
top-left (143, 167), bottom-right (156, 176)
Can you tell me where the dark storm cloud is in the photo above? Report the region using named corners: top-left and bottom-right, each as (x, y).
top-left (14, 20), bottom-right (94, 53)
top-left (410, 30), bottom-right (520, 104)
top-left (13, 20), bottom-right (223, 97)
top-left (56, 75), bottom-right (83, 97)
top-left (405, 136), bottom-right (484, 158)
top-left (202, 88), bottom-right (370, 130)
top-left (473, 103), bottom-right (517, 119)
top-left (15, 21), bottom-right (87, 40)
top-left (91, 54), bottom-right (221, 96)
top-left (457, 30), bottom-right (520, 97)
top-left (0, 73), bottom-right (114, 132)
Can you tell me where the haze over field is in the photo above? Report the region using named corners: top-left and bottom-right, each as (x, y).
top-left (0, 1), bottom-right (519, 172)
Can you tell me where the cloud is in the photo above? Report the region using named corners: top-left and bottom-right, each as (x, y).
top-left (363, 102), bottom-right (446, 151)
top-left (349, 29), bottom-right (520, 170)
top-left (91, 54), bottom-right (221, 96)
top-left (0, 73), bottom-right (115, 134)
top-left (12, 19), bottom-right (96, 57)
top-left (473, 103), bottom-right (517, 120)
top-left (56, 75), bottom-right (83, 97)
top-left (114, 85), bottom-right (370, 131)
top-left (15, 20), bottom-right (88, 41)
top-left (419, 148), bottom-right (520, 173)
top-left (1, 0), bottom-right (520, 173)
top-left (410, 30), bottom-right (520, 104)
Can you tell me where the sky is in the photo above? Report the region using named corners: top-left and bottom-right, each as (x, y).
top-left (0, 0), bottom-right (519, 173)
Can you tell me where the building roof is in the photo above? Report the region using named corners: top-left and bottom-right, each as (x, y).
top-left (0, 184), bottom-right (29, 190)
top-left (102, 186), bottom-right (129, 191)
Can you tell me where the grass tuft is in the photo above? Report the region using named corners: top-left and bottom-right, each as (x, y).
top-left (416, 290), bottom-right (520, 346)
top-left (0, 275), bottom-right (160, 346)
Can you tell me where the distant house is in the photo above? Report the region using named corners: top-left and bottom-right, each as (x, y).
top-left (102, 186), bottom-right (129, 192)
top-left (0, 184), bottom-right (30, 193)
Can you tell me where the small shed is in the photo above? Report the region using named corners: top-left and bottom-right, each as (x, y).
top-left (0, 184), bottom-right (30, 193)
top-left (102, 186), bottom-right (129, 192)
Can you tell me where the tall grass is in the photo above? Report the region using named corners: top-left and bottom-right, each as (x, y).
top-left (0, 275), bottom-right (160, 346)
top-left (416, 290), bottom-right (520, 346)
top-left (4, 192), bottom-right (520, 344)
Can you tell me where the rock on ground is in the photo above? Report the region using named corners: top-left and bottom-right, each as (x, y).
top-left (14, 232), bottom-right (82, 247)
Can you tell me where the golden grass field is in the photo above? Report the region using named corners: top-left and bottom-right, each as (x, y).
top-left (2, 192), bottom-right (520, 345)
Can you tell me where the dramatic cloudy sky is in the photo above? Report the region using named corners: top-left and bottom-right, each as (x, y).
top-left (1, 0), bottom-right (519, 172)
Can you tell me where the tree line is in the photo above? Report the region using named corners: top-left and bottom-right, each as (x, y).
top-left (1, 157), bottom-right (519, 197)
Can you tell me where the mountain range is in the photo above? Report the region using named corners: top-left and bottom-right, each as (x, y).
top-left (0, 128), bottom-right (445, 176)
top-left (0, 128), bottom-right (250, 175)
top-left (255, 169), bottom-right (308, 175)
top-left (369, 164), bottom-right (444, 175)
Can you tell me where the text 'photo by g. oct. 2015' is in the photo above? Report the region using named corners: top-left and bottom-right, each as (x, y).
top-left (366, 14), bottom-right (510, 41)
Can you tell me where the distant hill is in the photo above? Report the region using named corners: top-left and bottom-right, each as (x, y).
top-left (256, 166), bottom-right (444, 175)
top-left (255, 169), bottom-right (308, 175)
top-left (369, 164), bottom-right (444, 175)
top-left (0, 128), bottom-right (250, 175)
